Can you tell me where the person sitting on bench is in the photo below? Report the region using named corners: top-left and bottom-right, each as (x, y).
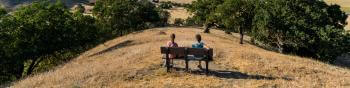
top-left (192, 34), bottom-right (210, 69)
top-left (163, 33), bottom-right (178, 67)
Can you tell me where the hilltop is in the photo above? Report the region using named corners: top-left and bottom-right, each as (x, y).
top-left (12, 27), bottom-right (350, 88)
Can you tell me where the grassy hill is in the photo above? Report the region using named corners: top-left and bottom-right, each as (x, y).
top-left (12, 27), bottom-right (350, 88)
top-left (0, 0), bottom-right (90, 10)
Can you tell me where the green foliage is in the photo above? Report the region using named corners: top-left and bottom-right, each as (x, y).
top-left (157, 9), bottom-right (170, 27)
top-left (159, 1), bottom-right (173, 9)
top-left (0, 8), bottom-right (24, 83)
top-left (251, 0), bottom-right (349, 61)
top-left (188, 0), bottom-right (349, 61)
top-left (0, 1), bottom-right (102, 83)
top-left (184, 17), bottom-right (197, 26)
top-left (174, 18), bottom-right (184, 26)
top-left (93, 0), bottom-right (161, 37)
top-left (216, 0), bottom-right (254, 32)
top-left (1, 0), bottom-right (167, 84)
top-left (0, 7), bottom-right (6, 16)
top-left (187, 0), bottom-right (224, 25)
top-left (74, 4), bottom-right (85, 13)
top-left (215, 0), bottom-right (255, 44)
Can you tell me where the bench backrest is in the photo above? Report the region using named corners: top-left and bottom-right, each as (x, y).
top-left (161, 47), bottom-right (186, 56)
top-left (160, 47), bottom-right (213, 56)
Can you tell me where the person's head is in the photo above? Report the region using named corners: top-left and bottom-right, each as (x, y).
top-left (170, 33), bottom-right (176, 42)
top-left (195, 34), bottom-right (201, 43)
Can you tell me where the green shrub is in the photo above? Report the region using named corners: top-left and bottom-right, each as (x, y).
top-left (156, 9), bottom-right (170, 27)
top-left (184, 17), bottom-right (197, 26)
top-left (174, 18), bottom-right (184, 26)
top-left (74, 4), bottom-right (85, 13)
top-left (0, 7), bottom-right (6, 16)
top-left (159, 1), bottom-right (173, 9)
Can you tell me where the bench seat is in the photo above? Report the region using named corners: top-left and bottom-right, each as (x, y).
top-left (161, 55), bottom-right (212, 61)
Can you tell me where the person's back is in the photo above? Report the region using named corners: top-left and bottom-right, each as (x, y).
top-left (163, 33), bottom-right (178, 67)
top-left (192, 41), bottom-right (204, 49)
top-left (191, 34), bottom-right (209, 69)
top-left (168, 41), bottom-right (178, 48)
top-left (168, 34), bottom-right (178, 58)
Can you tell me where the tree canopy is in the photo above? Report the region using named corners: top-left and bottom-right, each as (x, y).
top-left (187, 0), bottom-right (224, 33)
top-left (93, 0), bottom-right (162, 37)
top-left (188, 0), bottom-right (350, 61)
top-left (252, 0), bottom-right (349, 61)
top-left (215, 0), bottom-right (255, 44)
top-left (0, 0), bottom-right (167, 84)
top-left (0, 1), bottom-right (101, 83)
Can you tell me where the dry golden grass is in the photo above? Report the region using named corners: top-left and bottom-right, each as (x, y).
top-left (167, 7), bottom-right (192, 24)
top-left (346, 16), bottom-right (350, 31)
top-left (12, 27), bottom-right (350, 88)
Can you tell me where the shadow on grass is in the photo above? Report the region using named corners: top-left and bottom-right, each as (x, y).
top-left (88, 40), bottom-right (135, 57)
top-left (172, 67), bottom-right (292, 81)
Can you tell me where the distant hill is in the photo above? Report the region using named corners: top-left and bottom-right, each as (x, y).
top-left (0, 0), bottom-right (91, 10)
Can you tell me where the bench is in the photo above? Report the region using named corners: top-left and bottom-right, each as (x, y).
top-left (160, 47), bottom-right (213, 74)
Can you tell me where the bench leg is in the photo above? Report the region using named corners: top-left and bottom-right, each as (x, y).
top-left (205, 60), bottom-right (209, 74)
top-left (185, 60), bottom-right (189, 72)
top-left (166, 57), bottom-right (170, 72)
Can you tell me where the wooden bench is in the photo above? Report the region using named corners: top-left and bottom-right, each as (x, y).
top-left (160, 47), bottom-right (213, 74)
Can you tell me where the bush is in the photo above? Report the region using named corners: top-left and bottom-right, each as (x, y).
top-left (0, 8), bottom-right (6, 16)
top-left (74, 4), bottom-right (85, 13)
top-left (159, 1), bottom-right (173, 9)
top-left (156, 9), bottom-right (170, 27)
top-left (184, 17), bottom-right (197, 26)
top-left (216, 0), bottom-right (255, 44)
top-left (174, 18), bottom-right (184, 26)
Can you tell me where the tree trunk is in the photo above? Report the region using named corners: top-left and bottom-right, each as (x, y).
top-left (239, 27), bottom-right (244, 44)
top-left (15, 63), bottom-right (25, 79)
top-left (276, 36), bottom-right (284, 53)
top-left (26, 58), bottom-right (42, 75)
top-left (225, 31), bottom-right (231, 34)
top-left (277, 44), bottom-right (284, 53)
top-left (203, 23), bottom-right (213, 33)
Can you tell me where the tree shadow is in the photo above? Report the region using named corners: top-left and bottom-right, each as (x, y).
top-left (333, 54), bottom-right (350, 69)
top-left (172, 67), bottom-right (292, 80)
top-left (88, 40), bottom-right (135, 57)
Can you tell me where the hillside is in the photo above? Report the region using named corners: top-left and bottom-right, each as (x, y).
top-left (12, 27), bottom-right (350, 88)
top-left (0, 0), bottom-right (90, 9)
